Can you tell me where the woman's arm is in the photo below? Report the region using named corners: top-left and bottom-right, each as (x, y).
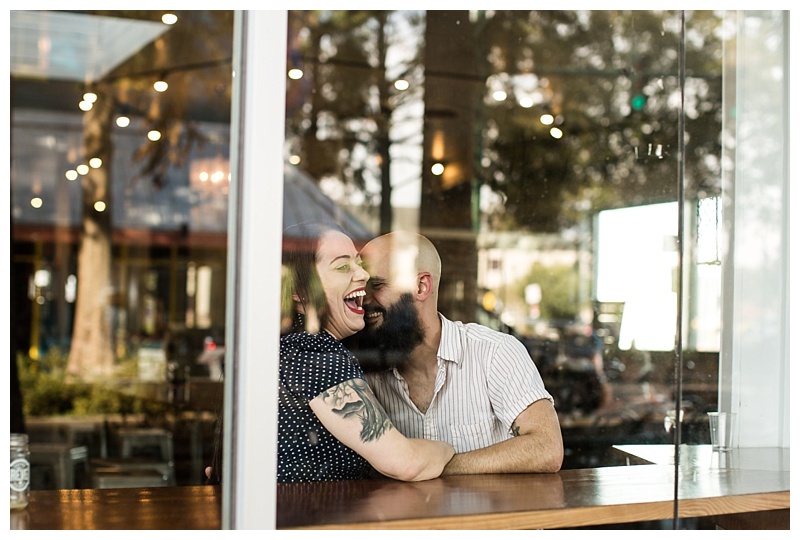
top-left (309, 378), bottom-right (454, 481)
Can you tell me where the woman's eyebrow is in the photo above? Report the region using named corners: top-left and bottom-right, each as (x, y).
top-left (328, 254), bottom-right (355, 264)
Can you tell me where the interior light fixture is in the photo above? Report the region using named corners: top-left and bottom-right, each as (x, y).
top-left (153, 79), bottom-right (168, 92)
top-left (394, 79), bottom-right (410, 91)
top-left (65, 170), bottom-right (78, 181)
top-left (94, 201), bottom-right (107, 212)
top-left (431, 162), bottom-right (445, 176)
top-left (148, 130), bottom-right (162, 141)
top-left (493, 90), bottom-right (508, 101)
top-left (162, 13), bottom-right (178, 25)
top-left (89, 158), bottom-right (103, 168)
top-left (540, 113), bottom-right (554, 126)
top-left (79, 100), bottom-right (93, 111)
top-left (549, 127), bottom-right (563, 139)
top-left (116, 116), bottom-right (131, 128)
top-left (288, 68), bottom-right (303, 80)
top-left (76, 164), bottom-right (90, 175)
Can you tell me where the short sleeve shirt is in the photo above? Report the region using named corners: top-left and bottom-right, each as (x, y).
top-left (364, 314), bottom-right (554, 453)
top-left (278, 330), bottom-right (373, 482)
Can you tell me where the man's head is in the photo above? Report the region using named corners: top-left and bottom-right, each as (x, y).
top-left (356, 232), bottom-right (441, 358)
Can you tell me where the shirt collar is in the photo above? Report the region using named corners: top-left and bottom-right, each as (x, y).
top-left (436, 312), bottom-right (463, 366)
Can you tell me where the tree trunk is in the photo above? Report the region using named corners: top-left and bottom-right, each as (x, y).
top-left (420, 11), bottom-right (479, 322)
top-left (67, 90), bottom-right (115, 380)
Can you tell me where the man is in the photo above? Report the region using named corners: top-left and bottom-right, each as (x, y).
top-left (354, 231), bottom-right (563, 475)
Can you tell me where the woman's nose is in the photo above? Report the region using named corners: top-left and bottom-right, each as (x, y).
top-left (355, 265), bottom-right (369, 282)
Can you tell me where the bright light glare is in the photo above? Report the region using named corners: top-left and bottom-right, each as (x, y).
top-left (79, 101), bottom-right (93, 111)
top-left (540, 114), bottom-right (554, 125)
top-left (519, 97), bottom-right (534, 108)
top-left (116, 116), bottom-right (131, 128)
top-left (394, 79), bottom-right (410, 91)
top-left (94, 201), bottom-right (107, 212)
top-left (162, 13), bottom-right (178, 25)
top-left (431, 163), bottom-right (445, 176)
top-left (148, 130), bottom-right (162, 141)
top-left (549, 127), bottom-right (563, 139)
top-left (65, 170), bottom-right (78, 181)
top-left (83, 92), bottom-right (97, 103)
top-left (154, 80), bottom-right (169, 92)
top-left (492, 90), bottom-right (507, 101)
top-left (30, 197), bottom-right (43, 209)
top-left (288, 68), bottom-right (304, 80)
top-left (289, 155), bottom-right (301, 165)
top-left (76, 164), bottom-right (90, 175)
top-left (89, 158), bottom-right (102, 168)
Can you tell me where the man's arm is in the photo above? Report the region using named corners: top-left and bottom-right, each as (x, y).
top-left (442, 398), bottom-right (563, 475)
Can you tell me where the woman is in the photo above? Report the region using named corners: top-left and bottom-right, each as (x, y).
top-left (278, 222), bottom-right (454, 482)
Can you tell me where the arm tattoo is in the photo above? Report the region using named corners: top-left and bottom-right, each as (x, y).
top-left (511, 421), bottom-right (521, 437)
top-left (320, 379), bottom-right (393, 443)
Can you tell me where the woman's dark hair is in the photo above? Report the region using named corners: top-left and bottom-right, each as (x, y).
top-left (281, 221), bottom-right (347, 334)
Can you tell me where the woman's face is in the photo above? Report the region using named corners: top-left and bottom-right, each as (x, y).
top-left (316, 230), bottom-right (369, 340)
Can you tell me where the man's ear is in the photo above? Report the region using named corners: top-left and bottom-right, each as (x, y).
top-left (416, 272), bottom-right (434, 300)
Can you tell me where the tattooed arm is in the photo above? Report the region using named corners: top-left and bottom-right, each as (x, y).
top-left (310, 378), bottom-right (455, 481)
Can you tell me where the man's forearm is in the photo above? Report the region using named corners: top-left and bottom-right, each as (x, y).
top-left (442, 433), bottom-right (563, 475)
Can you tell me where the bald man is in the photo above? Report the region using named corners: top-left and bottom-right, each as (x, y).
top-left (354, 231), bottom-right (563, 475)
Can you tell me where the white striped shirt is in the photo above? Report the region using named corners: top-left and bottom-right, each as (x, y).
top-left (364, 314), bottom-right (553, 453)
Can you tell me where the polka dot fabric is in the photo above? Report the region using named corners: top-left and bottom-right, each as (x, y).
top-left (278, 330), bottom-right (374, 482)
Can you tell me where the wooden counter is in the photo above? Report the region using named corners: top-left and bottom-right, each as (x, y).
top-left (14, 485), bottom-right (222, 530)
top-left (12, 446), bottom-right (788, 530)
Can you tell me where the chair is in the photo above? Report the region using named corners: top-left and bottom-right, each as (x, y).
top-left (29, 443), bottom-right (90, 490)
top-left (89, 426), bottom-right (176, 488)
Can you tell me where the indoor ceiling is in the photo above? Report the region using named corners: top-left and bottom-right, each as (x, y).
top-left (10, 10), bottom-right (169, 83)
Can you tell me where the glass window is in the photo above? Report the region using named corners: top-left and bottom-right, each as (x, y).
top-left (8, 9), bottom-right (789, 531)
top-left (281, 8), bottom-right (713, 468)
top-left (10, 10), bottom-right (233, 496)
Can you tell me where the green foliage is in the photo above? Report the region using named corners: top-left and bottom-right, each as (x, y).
top-left (16, 348), bottom-right (165, 418)
top-left (515, 262), bottom-right (582, 321)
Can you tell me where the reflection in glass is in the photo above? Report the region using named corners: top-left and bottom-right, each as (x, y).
top-left (283, 10), bottom-right (724, 475)
top-left (10, 10), bottom-right (234, 492)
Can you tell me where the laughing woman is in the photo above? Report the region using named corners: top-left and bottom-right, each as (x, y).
top-left (278, 222), bottom-right (454, 482)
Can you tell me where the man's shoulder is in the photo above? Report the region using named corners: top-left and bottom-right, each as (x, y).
top-left (445, 316), bottom-right (511, 344)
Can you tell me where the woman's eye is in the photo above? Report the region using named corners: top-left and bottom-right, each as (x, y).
top-left (336, 264), bottom-right (350, 272)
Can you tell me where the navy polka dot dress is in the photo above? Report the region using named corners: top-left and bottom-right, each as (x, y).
top-left (278, 329), bottom-right (374, 482)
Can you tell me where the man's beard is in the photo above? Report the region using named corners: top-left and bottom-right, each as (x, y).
top-left (351, 293), bottom-right (424, 372)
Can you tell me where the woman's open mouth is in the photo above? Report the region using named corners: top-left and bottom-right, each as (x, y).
top-left (344, 289), bottom-right (365, 315)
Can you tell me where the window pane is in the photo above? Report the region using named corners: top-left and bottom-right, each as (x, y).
top-left (279, 9), bottom-right (731, 527)
top-left (10, 10), bottom-right (233, 501)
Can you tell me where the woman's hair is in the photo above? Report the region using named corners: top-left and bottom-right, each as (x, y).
top-left (281, 221), bottom-right (347, 334)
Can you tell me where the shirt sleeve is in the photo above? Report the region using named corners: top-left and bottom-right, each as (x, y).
top-left (281, 341), bottom-right (364, 402)
top-left (487, 334), bottom-right (554, 431)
